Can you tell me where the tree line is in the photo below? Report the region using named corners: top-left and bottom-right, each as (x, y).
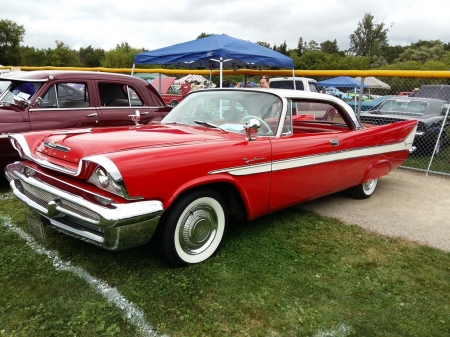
top-left (1, 14), bottom-right (450, 71)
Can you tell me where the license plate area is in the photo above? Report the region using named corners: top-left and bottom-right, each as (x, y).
top-left (26, 214), bottom-right (46, 241)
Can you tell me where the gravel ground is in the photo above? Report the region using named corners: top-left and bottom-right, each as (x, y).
top-left (297, 168), bottom-right (450, 252)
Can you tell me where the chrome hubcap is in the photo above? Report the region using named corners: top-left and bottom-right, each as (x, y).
top-left (179, 204), bottom-right (217, 255)
top-left (363, 179), bottom-right (375, 191)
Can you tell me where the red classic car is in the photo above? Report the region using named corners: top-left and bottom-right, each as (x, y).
top-left (150, 76), bottom-right (184, 106)
top-left (0, 70), bottom-right (172, 172)
top-left (5, 88), bottom-right (417, 267)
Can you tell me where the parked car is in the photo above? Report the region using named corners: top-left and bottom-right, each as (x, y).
top-left (322, 86), bottom-right (352, 100)
top-left (269, 77), bottom-right (320, 92)
top-left (415, 84), bottom-right (450, 101)
top-left (347, 95), bottom-right (396, 112)
top-left (150, 76), bottom-right (184, 107)
top-left (0, 70), bottom-right (172, 172)
top-left (5, 88), bottom-right (417, 267)
top-left (360, 97), bottom-right (449, 154)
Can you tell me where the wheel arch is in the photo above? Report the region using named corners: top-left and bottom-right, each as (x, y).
top-left (162, 181), bottom-right (247, 224)
top-left (361, 159), bottom-right (391, 183)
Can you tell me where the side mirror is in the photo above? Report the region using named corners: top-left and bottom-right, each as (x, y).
top-left (243, 118), bottom-right (260, 141)
top-left (128, 110), bottom-right (141, 126)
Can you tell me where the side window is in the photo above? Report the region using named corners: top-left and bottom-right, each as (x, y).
top-left (287, 100), bottom-right (350, 135)
top-left (39, 83), bottom-right (89, 108)
top-left (127, 87), bottom-right (143, 106)
top-left (294, 100), bottom-right (345, 123)
top-left (98, 83), bottom-right (143, 107)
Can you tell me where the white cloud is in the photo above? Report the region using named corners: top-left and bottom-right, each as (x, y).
top-left (2, 0), bottom-right (449, 51)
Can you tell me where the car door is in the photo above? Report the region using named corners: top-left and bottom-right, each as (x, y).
top-left (29, 80), bottom-right (101, 130)
top-left (268, 100), bottom-right (346, 210)
top-left (96, 81), bottom-right (165, 126)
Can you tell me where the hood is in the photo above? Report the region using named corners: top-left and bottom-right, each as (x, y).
top-left (34, 124), bottom-right (226, 164)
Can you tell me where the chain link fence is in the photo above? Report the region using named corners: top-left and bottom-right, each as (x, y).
top-left (221, 74), bottom-right (450, 177)
top-left (8, 66), bottom-right (449, 176)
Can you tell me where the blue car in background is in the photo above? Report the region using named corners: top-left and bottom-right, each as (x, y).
top-left (347, 95), bottom-right (396, 112)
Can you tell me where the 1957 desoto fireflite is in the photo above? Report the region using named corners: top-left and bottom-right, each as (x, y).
top-left (5, 88), bottom-right (417, 267)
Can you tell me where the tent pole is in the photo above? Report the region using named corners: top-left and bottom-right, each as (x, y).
top-left (292, 68), bottom-right (296, 90)
top-left (131, 64), bottom-right (135, 75)
top-left (357, 77), bottom-right (365, 120)
top-left (220, 57), bottom-right (223, 88)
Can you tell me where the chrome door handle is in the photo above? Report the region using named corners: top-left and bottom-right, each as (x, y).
top-left (86, 113), bottom-right (98, 117)
top-left (140, 111), bottom-right (149, 115)
top-left (330, 139), bottom-right (339, 146)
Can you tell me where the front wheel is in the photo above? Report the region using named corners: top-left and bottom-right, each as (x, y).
top-left (348, 178), bottom-right (379, 199)
top-left (157, 189), bottom-right (227, 267)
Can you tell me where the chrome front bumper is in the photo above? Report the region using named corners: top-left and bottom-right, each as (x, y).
top-left (5, 162), bottom-right (164, 250)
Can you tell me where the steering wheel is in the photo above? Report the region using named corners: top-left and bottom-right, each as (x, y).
top-left (241, 115), bottom-right (273, 135)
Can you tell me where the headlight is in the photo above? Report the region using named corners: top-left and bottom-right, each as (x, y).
top-left (96, 168), bottom-right (109, 188)
top-left (88, 166), bottom-right (125, 198)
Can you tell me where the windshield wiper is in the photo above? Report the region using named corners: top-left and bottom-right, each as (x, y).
top-left (164, 121), bottom-right (188, 125)
top-left (193, 120), bottom-right (227, 132)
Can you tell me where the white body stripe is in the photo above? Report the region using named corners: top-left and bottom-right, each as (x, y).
top-left (210, 127), bottom-right (416, 176)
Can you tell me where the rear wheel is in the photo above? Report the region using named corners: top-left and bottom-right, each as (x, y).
top-left (157, 189), bottom-right (227, 267)
top-left (348, 178), bottom-right (379, 199)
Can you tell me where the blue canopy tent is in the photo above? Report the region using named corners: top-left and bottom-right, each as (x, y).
top-left (316, 76), bottom-right (369, 89)
top-left (317, 76), bottom-right (370, 116)
top-left (133, 34), bottom-right (294, 88)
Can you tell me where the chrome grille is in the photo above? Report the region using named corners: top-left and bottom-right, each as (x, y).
top-left (20, 180), bottom-right (100, 222)
top-left (61, 200), bottom-right (100, 222)
top-left (22, 180), bottom-right (55, 209)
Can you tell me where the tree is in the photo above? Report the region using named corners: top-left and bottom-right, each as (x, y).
top-left (396, 42), bottom-right (445, 63)
top-left (197, 32), bottom-right (213, 39)
top-left (370, 55), bottom-right (388, 69)
top-left (0, 19), bottom-right (25, 65)
top-left (349, 13), bottom-right (391, 59)
top-left (381, 45), bottom-right (405, 64)
top-left (277, 41), bottom-right (288, 55)
top-left (320, 39), bottom-right (340, 54)
top-left (297, 37), bottom-right (304, 57)
top-left (305, 40), bottom-right (320, 52)
top-left (256, 41), bottom-right (271, 49)
top-left (50, 40), bottom-right (80, 66)
top-left (20, 46), bottom-right (48, 66)
top-left (79, 45), bottom-right (105, 67)
top-left (102, 42), bottom-right (142, 68)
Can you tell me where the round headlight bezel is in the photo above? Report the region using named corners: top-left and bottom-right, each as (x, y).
top-left (95, 168), bottom-right (110, 188)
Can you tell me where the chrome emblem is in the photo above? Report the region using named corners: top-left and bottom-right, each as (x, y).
top-left (243, 157), bottom-right (266, 164)
top-left (43, 141), bottom-right (71, 152)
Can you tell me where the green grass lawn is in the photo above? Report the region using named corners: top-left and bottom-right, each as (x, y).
top-left (1, 183), bottom-right (449, 337)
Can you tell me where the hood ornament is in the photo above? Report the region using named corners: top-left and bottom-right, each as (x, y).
top-left (43, 141), bottom-right (70, 152)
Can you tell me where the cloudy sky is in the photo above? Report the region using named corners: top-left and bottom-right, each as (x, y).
top-left (2, 0), bottom-right (449, 52)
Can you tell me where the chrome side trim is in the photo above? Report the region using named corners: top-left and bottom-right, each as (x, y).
top-left (209, 126), bottom-right (417, 176)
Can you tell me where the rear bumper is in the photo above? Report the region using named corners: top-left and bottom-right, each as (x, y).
top-left (5, 162), bottom-right (164, 250)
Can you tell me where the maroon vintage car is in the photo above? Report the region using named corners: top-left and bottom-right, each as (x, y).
top-left (0, 70), bottom-right (172, 172)
top-left (5, 88), bottom-right (417, 267)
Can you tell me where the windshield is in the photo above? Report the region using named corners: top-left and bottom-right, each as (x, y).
top-left (379, 99), bottom-right (429, 115)
top-left (161, 89), bottom-right (282, 136)
top-left (0, 80), bottom-right (41, 105)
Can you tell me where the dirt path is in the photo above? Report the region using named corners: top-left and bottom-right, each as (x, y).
top-left (297, 168), bottom-right (450, 252)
